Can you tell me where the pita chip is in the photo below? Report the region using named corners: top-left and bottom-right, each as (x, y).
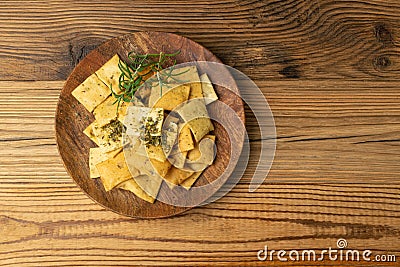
top-left (152, 85), bottom-right (190, 111)
top-left (178, 123), bottom-right (194, 152)
top-left (200, 73), bottom-right (218, 105)
top-left (72, 73), bottom-right (111, 112)
top-left (96, 152), bottom-right (139, 191)
top-left (134, 174), bottom-right (163, 200)
top-left (92, 120), bottom-right (125, 152)
top-left (181, 171), bottom-right (203, 190)
top-left (118, 177), bottom-right (155, 203)
top-left (93, 96), bottom-right (119, 127)
top-left (163, 166), bottom-right (193, 185)
top-left (95, 54), bottom-right (123, 94)
top-left (89, 147), bottom-right (108, 178)
top-left (176, 99), bottom-right (214, 142)
top-left (148, 66), bottom-right (200, 106)
top-left (83, 121), bottom-right (100, 146)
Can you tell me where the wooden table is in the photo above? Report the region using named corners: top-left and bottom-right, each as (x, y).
top-left (0, 0), bottom-right (399, 266)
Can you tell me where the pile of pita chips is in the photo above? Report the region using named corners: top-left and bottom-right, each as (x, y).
top-left (146, 65), bottom-right (218, 190)
top-left (72, 55), bottom-right (219, 203)
top-left (72, 54), bottom-right (159, 203)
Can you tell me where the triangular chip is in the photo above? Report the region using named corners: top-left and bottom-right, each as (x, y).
top-left (152, 85), bottom-right (190, 111)
top-left (181, 171), bottom-right (203, 190)
top-left (200, 73), bottom-right (218, 104)
top-left (72, 73), bottom-right (111, 112)
top-left (178, 123), bottom-right (194, 152)
top-left (176, 99), bottom-right (214, 142)
top-left (96, 152), bottom-right (138, 191)
top-left (163, 166), bottom-right (193, 185)
top-left (118, 178), bottom-right (155, 203)
top-left (93, 96), bottom-right (119, 127)
top-left (95, 54), bottom-right (123, 94)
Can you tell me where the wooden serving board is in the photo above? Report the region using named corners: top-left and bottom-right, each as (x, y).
top-left (55, 31), bottom-right (245, 218)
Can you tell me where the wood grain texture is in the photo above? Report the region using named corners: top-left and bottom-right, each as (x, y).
top-left (0, 0), bottom-right (400, 81)
top-left (0, 0), bottom-right (400, 265)
top-left (2, 80), bottom-right (400, 265)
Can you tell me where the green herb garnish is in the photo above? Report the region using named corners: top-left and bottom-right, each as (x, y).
top-left (111, 50), bottom-right (188, 110)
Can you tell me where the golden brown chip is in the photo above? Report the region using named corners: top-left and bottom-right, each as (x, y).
top-left (92, 120), bottom-right (124, 152)
top-left (124, 149), bottom-right (154, 177)
top-left (178, 124), bottom-right (194, 152)
top-left (83, 122), bottom-right (100, 146)
top-left (163, 166), bottom-right (193, 185)
top-left (176, 99), bottom-right (214, 142)
top-left (152, 85), bottom-right (190, 111)
top-left (123, 106), bottom-right (164, 138)
top-left (149, 158), bottom-right (171, 178)
top-left (189, 82), bottom-right (203, 100)
top-left (148, 66), bottom-right (200, 107)
top-left (116, 100), bottom-right (132, 123)
top-left (145, 144), bottom-right (167, 162)
top-left (132, 139), bottom-right (147, 158)
top-left (96, 152), bottom-right (138, 191)
top-left (162, 121), bottom-right (178, 157)
top-left (186, 135), bottom-right (216, 172)
top-left (187, 118), bottom-right (214, 143)
top-left (181, 171), bottom-right (203, 190)
top-left (89, 147), bottom-right (109, 178)
top-left (93, 96), bottom-right (119, 127)
top-left (200, 73), bottom-right (218, 105)
top-left (118, 178), bottom-right (155, 203)
top-left (187, 135), bottom-right (215, 162)
top-left (95, 54), bottom-right (123, 94)
top-left (71, 73), bottom-right (111, 112)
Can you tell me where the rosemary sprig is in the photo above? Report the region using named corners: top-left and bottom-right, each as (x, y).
top-left (111, 50), bottom-right (188, 110)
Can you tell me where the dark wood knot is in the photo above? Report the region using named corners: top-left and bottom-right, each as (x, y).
top-left (279, 65), bottom-right (301, 79)
top-left (373, 55), bottom-right (391, 70)
top-left (374, 23), bottom-right (393, 45)
top-left (68, 40), bottom-right (102, 67)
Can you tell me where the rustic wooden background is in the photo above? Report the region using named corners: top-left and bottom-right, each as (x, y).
top-left (0, 0), bottom-right (399, 266)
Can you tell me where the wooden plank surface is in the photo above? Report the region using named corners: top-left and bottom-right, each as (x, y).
top-left (0, 0), bottom-right (399, 266)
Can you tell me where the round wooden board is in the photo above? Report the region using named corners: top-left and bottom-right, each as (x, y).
top-left (55, 32), bottom-right (245, 218)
